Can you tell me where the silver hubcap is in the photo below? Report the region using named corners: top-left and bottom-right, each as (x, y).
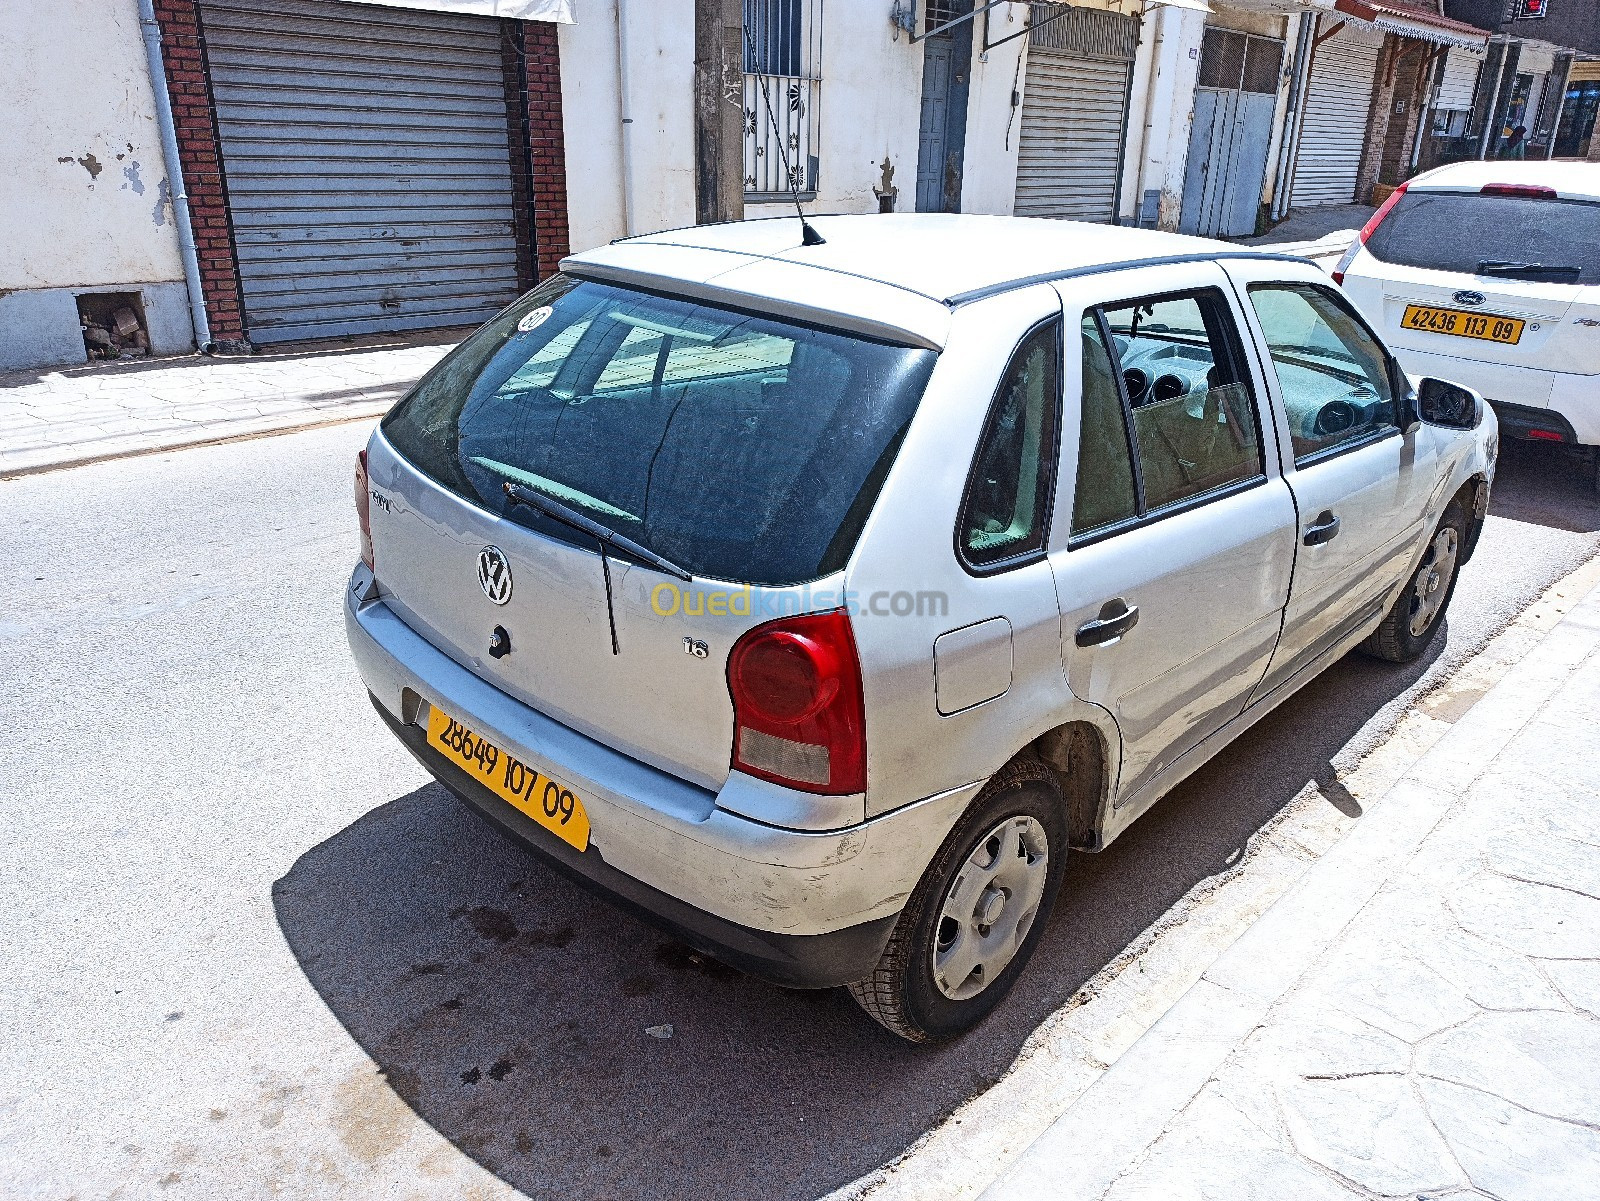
top-left (1408, 526), bottom-right (1459, 638)
top-left (932, 816), bottom-right (1050, 1001)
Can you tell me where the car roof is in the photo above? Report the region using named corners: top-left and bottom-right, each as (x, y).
top-left (561, 214), bottom-right (1305, 350)
top-left (1406, 159), bottom-right (1600, 202)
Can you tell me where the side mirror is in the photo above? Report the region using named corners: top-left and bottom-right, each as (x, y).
top-left (1417, 377), bottom-right (1482, 430)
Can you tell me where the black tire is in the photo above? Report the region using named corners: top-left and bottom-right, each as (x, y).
top-left (1360, 503), bottom-right (1467, 663)
top-left (846, 759), bottom-right (1068, 1043)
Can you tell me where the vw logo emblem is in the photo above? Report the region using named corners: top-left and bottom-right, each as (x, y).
top-left (1453, 290), bottom-right (1486, 307)
top-left (477, 546), bottom-right (513, 605)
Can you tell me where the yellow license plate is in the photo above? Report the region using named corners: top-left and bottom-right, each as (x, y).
top-left (426, 707), bottom-right (590, 852)
top-left (1400, 304), bottom-right (1525, 345)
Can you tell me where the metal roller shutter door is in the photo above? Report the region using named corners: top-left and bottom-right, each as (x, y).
top-left (1435, 46), bottom-right (1483, 112)
top-left (1289, 23), bottom-right (1383, 209)
top-left (1014, 8), bottom-right (1137, 223)
top-left (200, 0), bottom-right (522, 344)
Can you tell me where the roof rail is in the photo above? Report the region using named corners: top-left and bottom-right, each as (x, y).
top-left (942, 251), bottom-right (1320, 308)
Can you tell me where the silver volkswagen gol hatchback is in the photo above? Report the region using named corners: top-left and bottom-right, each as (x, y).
top-left (346, 215), bottom-right (1497, 1042)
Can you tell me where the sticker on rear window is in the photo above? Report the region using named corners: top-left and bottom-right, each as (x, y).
top-left (517, 306), bottom-right (554, 333)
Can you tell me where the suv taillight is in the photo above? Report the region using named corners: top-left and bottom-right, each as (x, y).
top-left (354, 449), bottom-right (375, 571)
top-left (728, 610), bottom-right (866, 795)
top-left (1333, 181), bottom-right (1408, 285)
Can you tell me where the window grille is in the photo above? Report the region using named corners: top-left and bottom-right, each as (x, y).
top-left (743, 0), bottom-right (823, 200)
top-left (924, 0), bottom-right (961, 33)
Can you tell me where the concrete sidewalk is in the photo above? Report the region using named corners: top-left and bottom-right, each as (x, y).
top-left (986, 581), bottom-right (1600, 1200)
top-left (0, 333), bottom-right (457, 477)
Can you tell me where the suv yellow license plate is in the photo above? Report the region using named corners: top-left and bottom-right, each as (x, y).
top-left (425, 707), bottom-right (591, 852)
top-left (1401, 304), bottom-right (1525, 345)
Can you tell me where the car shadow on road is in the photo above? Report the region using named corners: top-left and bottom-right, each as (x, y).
top-left (273, 631), bottom-right (1444, 1201)
top-left (1489, 438), bottom-right (1600, 534)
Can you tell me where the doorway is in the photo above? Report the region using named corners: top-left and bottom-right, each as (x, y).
top-left (1180, 28), bottom-right (1284, 238)
top-left (916, 0), bottom-right (974, 213)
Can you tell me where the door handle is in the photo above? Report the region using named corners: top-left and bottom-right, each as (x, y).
top-left (1076, 599), bottom-right (1139, 648)
top-left (1303, 510), bottom-right (1342, 546)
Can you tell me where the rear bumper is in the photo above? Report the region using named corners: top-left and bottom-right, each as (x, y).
top-left (371, 697), bottom-right (896, 988)
top-left (344, 570), bottom-right (982, 987)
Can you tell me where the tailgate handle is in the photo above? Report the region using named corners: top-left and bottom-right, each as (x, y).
top-left (1304, 511), bottom-right (1341, 546)
top-left (1076, 599), bottom-right (1139, 648)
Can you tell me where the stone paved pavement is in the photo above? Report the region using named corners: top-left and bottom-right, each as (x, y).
top-left (987, 579), bottom-right (1600, 1201)
top-left (0, 334), bottom-right (457, 477)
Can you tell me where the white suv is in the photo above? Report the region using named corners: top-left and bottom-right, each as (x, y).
top-left (1335, 160), bottom-right (1600, 488)
top-left (347, 216), bottom-right (1496, 1041)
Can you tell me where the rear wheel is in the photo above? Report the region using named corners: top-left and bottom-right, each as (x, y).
top-left (847, 760), bottom-right (1067, 1043)
top-left (1361, 505), bottom-right (1466, 663)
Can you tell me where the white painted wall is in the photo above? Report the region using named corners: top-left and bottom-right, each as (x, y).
top-left (558, 0), bottom-right (697, 251)
top-left (1, 0), bottom-right (185, 291)
top-left (1128, 3), bottom-right (1207, 230)
top-left (559, 0), bottom-right (627, 251)
top-left (746, 1), bottom-right (925, 219)
top-left (556, 0), bottom-right (1208, 242)
top-left (960, 2), bottom-right (1031, 216)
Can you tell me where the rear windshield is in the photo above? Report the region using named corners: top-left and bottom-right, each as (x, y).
top-left (1364, 191), bottom-right (1600, 284)
top-left (381, 275), bottom-right (936, 586)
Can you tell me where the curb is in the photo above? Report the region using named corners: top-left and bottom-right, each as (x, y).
top-left (981, 578), bottom-right (1600, 1200)
top-left (0, 402), bottom-right (390, 480)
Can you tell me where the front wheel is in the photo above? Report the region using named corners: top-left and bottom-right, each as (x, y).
top-left (1361, 505), bottom-right (1466, 663)
top-left (847, 760), bottom-right (1067, 1043)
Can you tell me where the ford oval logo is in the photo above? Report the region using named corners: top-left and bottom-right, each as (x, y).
top-left (478, 546), bottom-right (513, 605)
top-left (1453, 290), bottom-right (1486, 307)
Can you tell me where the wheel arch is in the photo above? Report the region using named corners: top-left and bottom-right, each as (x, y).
top-left (1023, 717), bottom-right (1119, 852)
top-left (1453, 472), bottom-right (1490, 563)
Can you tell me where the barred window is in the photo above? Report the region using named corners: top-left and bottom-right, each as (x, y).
top-left (743, 0), bottom-right (823, 200)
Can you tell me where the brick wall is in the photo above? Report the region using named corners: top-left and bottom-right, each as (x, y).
top-left (1356, 36), bottom-right (1403, 206)
top-left (149, 0), bottom-right (249, 351)
top-left (520, 19), bottom-right (571, 283)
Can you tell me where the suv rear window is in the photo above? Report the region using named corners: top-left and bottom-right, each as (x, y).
top-left (381, 275), bottom-right (936, 586)
top-left (1364, 191), bottom-right (1600, 284)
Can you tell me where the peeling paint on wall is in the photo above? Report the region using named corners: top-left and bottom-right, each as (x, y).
top-left (75, 153), bottom-right (103, 180)
top-left (122, 160), bottom-right (145, 195)
top-left (152, 177), bottom-right (172, 228)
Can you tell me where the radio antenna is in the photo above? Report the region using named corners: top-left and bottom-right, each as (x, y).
top-left (742, 21), bottom-right (825, 246)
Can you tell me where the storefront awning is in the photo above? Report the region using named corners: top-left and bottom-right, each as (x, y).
top-left (1363, 1), bottom-right (1487, 48)
top-left (330, 0), bottom-right (574, 22)
top-left (1213, 0), bottom-right (1487, 47)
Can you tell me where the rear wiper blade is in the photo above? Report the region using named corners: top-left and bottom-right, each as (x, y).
top-left (503, 480), bottom-right (691, 658)
top-left (501, 481), bottom-right (692, 581)
top-left (1477, 260), bottom-right (1582, 277)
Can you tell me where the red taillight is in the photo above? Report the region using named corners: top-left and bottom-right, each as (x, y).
top-left (1333, 182), bottom-right (1409, 285)
top-left (354, 448), bottom-right (375, 571)
top-left (1481, 183), bottom-right (1558, 200)
top-left (728, 610), bottom-right (865, 795)
top-left (1527, 429), bottom-right (1565, 442)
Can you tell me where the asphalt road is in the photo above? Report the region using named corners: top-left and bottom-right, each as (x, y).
top-left (2, 425), bottom-right (1597, 1200)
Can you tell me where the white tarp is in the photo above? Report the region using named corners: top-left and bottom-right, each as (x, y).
top-left (331, 0), bottom-right (574, 22)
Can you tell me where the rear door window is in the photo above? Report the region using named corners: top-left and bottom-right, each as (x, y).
top-left (1364, 191), bottom-right (1600, 284)
top-left (382, 277), bottom-right (936, 586)
top-left (1097, 290), bottom-right (1264, 514)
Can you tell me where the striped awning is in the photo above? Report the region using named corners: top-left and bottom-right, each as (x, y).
top-left (1363, 1), bottom-right (1487, 48)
